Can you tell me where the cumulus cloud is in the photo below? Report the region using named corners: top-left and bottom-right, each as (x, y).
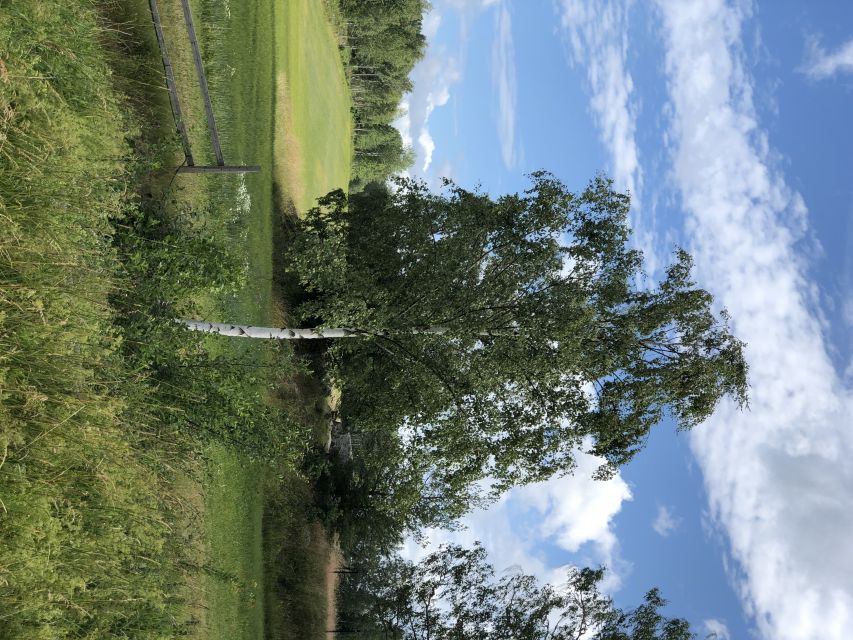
top-left (556, 0), bottom-right (641, 200)
top-left (422, 12), bottom-right (443, 41)
top-left (652, 505), bottom-right (680, 537)
top-left (514, 451), bottom-right (631, 569)
top-left (401, 488), bottom-right (550, 579)
top-left (653, 0), bottom-right (853, 638)
top-left (395, 0), bottom-right (503, 177)
top-left (704, 618), bottom-right (731, 640)
top-left (491, 3), bottom-right (518, 168)
top-left (404, 449), bottom-right (632, 591)
top-left (561, 0), bottom-right (853, 636)
top-left (802, 36), bottom-right (853, 80)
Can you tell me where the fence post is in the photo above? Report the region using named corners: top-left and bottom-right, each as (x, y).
top-left (179, 0), bottom-right (225, 166)
top-left (148, 0), bottom-right (194, 165)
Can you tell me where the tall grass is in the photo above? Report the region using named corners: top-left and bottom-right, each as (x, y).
top-left (1, 1), bottom-right (341, 637)
top-left (0, 1), bottom-right (309, 635)
top-left (263, 471), bottom-right (332, 640)
top-left (0, 2), bottom-right (200, 637)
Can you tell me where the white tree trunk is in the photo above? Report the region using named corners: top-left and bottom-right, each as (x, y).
top-left (178, 320), bottom-right (452, 339)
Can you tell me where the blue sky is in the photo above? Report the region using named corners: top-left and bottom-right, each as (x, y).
top-left (396, 1), bottom-right (853, 638)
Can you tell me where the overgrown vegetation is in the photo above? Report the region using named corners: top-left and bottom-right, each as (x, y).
top-left (0, 2), bottom-right (194, 636)
top-left (112, 195), bottom-right (305, 464)
top-left (0, 1), bottom-right (318, 637)
top-left (263, 470), bottom-right (334, 640)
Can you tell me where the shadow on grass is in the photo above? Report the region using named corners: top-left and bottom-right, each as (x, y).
top-left (263, 471), bottom-right (334, 640)
top-left (271, 179), bottom-right (309, 318)
top-left (271, 178), bottom-right (333, 426)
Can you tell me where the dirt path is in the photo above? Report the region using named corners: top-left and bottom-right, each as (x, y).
top-left (324, 533), bottom-right (343, 637)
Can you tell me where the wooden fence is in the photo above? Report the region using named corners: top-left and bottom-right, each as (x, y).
top-left (148, 0), bottom-right (260, 174)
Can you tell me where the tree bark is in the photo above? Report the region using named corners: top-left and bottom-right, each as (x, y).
top-left (178, 320), bottom-right (453, 339)
top-left (178, 320), bottom-right (522, 340)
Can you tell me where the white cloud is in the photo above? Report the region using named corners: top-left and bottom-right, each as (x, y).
top-left (491, 3), bottom-right (518, 168)
top-left (704, 618), bottom-right (732, 640)
top-left (403, 449), bottom-right (632, 591)
top-left (802, 37), bottom-right (853, 80)
top-left (417, 130), bottom-right (437, 173)
top-left (515, 451), bottom-right (631, 567)
top-left (556, 0), bottom-right (665, 276)
top-left (394, 47), bottom-right (461, 174)
top-left (557, 0), bottom-right (641, 200)
top-left (395, 0), bottom-right (503, 178)
top-left (652, 504), bottom-right (680, 537)
top-left (399, 483), bottom-right (551, 578)
top-left (654, 1), bottom-right (853, 638)
top-left (423, 12), bottom-right (443, 40)
top-left (396, 98), bottom-right (413, 149)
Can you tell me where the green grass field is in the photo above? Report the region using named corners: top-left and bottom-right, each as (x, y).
top-left (0, 0), bottom-right (351, 638)
top-left (275, 0), bottom-right (352, 215)
top-left (151, 0), bottom-right (352, 638)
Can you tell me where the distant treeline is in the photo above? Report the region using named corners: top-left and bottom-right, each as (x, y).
top-left (335, 0), bottom-right (430, 186)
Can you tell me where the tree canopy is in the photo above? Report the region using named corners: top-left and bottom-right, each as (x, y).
top-left (338, 543), bottom-right (694, 640)
top-left (337, 0), bottom-right (428, 186)
top-left (286, 173), bottom-right (748, 518)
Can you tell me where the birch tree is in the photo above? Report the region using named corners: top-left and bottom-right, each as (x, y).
top-left (186, 174), bottom-right (748, 512)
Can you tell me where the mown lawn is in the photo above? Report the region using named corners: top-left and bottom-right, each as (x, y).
top-left (275, 0), bottom-right (353, 215)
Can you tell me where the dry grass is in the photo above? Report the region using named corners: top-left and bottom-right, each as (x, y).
top-left (274, 73), bottom-right (307, 214)
top-left (324, 533), bottom-right (344, 636)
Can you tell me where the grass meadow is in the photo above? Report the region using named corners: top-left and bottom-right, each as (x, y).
top-left (0, 0), bottom-right (352, 638)
top-left (275, 0), bottom-right (352, 215)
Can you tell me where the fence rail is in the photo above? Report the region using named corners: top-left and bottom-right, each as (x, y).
top-left (177, 165), bottom-right (262, 174)
top-left (147, 0), bottom-right (260, 174)
top-left (148, 0), bottom-right (193, 165)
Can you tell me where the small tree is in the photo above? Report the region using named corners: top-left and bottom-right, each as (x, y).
top-left (341, 543), bottom-right (694, 640)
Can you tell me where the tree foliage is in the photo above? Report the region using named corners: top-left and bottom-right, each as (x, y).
top-left (335, 0), bottom-right (428, 185)
top-left (318, 428), bottom-right (473, 545)
top-left (354, 123), bottom-right (416, 184)
top-left (339, 543), bottom-right (694, 640)
top-left (288, 174), bottom-right (748, 521)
